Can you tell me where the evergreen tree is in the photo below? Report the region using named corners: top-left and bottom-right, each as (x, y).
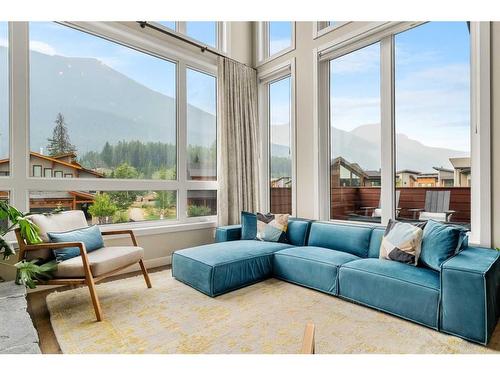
top-left (46, 113), bottom-right (76, 156)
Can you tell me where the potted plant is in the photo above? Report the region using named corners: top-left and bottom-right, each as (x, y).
top-left (0, 201), bottom-right (57, 288)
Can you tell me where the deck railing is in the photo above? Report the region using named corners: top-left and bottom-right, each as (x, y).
top-left (270, 186), bottom-right (471, 225)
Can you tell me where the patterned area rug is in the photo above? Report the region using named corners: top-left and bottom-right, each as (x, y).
top-left (46, 270), bottom-right (500, 354)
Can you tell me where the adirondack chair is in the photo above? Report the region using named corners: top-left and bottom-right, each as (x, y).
top-left (408, 190), bottom-right (455, 222)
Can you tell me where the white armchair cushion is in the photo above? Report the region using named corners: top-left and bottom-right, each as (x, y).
top-left (54, 246), bottom-right (144, 278)
top-left (26, 210), bottom-right (89, 261)
top-left (29, 210), bottom-right (89, 242)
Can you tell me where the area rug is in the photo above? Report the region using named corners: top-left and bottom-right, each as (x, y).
top-left (46, 270), bottom-right (500, 354)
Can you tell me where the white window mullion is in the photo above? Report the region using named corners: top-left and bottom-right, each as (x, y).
top-left (470, 21), bottom-right (491, 247)
top-left (177, 61), bottom-right (188, 221)
top-left (9, 22), bottom-right (29, 212)
top-left (380, 36), bottom-right (395, 226)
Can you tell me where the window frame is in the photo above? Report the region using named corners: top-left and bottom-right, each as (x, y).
top-left (256, 22), bottom-right (296, 66)
top-left (152, 21), bottom-right (228, 53)
top-left (312, 21), bottom-right (350, 39)
top-left (0, 21), bottom-right (219, 232)
top-left (258, 58), bottom-right (297, 216)
top-left (314, 21), bottom-right (491, 247)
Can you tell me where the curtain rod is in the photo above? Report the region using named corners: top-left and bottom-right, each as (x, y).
top-left (137, 21), bottom-right (255, 70)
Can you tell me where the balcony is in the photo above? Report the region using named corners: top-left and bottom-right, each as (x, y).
top-left (270, 186), bottom-right (471, 228)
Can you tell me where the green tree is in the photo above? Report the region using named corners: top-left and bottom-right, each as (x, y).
top-left (152, 169), bottom-right (177, 219)
top-left (46, 113), bottom-right (76, 156)
top-left (88, 193), bottom-right (118, 224)
top-left (102, 141), bottom-right (113, 167)
top-left (109, 163), bottom-right (142, 210)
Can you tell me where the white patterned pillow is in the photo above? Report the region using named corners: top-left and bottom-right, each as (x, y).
top-left (379, 219), bottom-right (426, 266)
top-left (256, 213), bottom-right (289, 242)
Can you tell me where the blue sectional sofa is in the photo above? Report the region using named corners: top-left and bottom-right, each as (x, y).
top-left (172, 219), bottom-right (500, 345)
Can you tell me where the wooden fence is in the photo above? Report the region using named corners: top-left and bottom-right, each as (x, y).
top-left (271, 186), bottom-right (471, 224)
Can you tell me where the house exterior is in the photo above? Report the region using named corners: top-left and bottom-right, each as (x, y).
top-left (0, 152), bottom-right (102, 212)
top-left (449, 157), bottom-right (471, 187)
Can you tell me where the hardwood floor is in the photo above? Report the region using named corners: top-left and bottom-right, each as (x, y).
top-left (26, 265), bottom-right (170, 354)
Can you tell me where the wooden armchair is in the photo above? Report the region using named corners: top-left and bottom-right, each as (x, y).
top-left (300, 322), bottom-right (315, 354)
top-left (15, 210), bottom-right (152, 322)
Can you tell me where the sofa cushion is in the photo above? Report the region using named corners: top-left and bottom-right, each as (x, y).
top-left (419, 220), bottom-right (465, 271)
top-left (172, 240), bottom-right (293, 297)
top-left (256, 213), bottom-right (289, 242)
top-left (48, 225), bottom-right (104, 262)
top-left (54, 246), bottom-right (143, 278)
top-left (379, 219), bottom-right (425, 266)
top-left (286, 218), bottom-right (312, 246)
top-left (307, 222), bottom-right (373, 258)
top-left (241, 211), bottom-right (257, 240)
top-left (368, 227), bottom-right (385, 258)
top-left (273, 246), bottom-right (360, 295)
top-left (338, 258), bottom-right (440, 328)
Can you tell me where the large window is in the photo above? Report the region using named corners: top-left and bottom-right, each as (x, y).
top-left (321, 22), bottom-right (475, 232)
top-left (269, 76), bottom-right (292, 214)
top-left (329, 43), bottom-right (381, 222)
top-left (0, 22), bottom-right (8, 176)
top-left (0, 22), bottom-right (218, 228)
top-left (30, 22), bottom-right (177, 180)
top-left (395, 22), bottom-right (471, 227)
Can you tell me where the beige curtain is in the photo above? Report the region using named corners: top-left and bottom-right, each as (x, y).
top-left (217, 57), bottom-right (260, 226)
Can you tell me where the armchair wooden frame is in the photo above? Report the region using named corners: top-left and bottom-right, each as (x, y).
top-left (15, 228), bottom-right (152, 322)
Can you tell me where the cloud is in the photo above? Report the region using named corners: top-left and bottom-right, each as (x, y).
top-left (269, 38), bottom-right (291, 55)
top-left (330, 44), bottom-right (380, 74)
top-left (29, 40), bottom-right (57, 56)
top-left (0, 38), bottom-right (7, 48)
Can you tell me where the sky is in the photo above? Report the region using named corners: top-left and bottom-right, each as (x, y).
top-left (269, 22), bottom-right (292, 56)
top-left (158, 22), bottom-right (217, 48)
top-left (270, 76), bottom-right (291, 148)
top-left (329, 21), bottom-right (470, 153)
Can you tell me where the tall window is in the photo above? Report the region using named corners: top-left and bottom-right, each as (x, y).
top-left (0, 22), bottom-right (8, 176)
top-left (187, 68), bottom-right (217, 181)
top-left (186, 22), bottom-right (217, 48)
top-left (269, 76), bottom-right (292, 214)
top-left (329, 43), bottom-right (381, 222)
top-left (268, 22), bottom-right (292, 57)
top-left (18, 22), bottom-right (218, 226)
top-left (395, 22), bottom-right (471, 227)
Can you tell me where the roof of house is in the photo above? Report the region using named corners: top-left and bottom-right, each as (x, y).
top-left (396, 169), bottom-right (421, 175)
top-left (449, 157), bottom-right (471, 170)
top-left (0, 152), bottom-right (104, 178)
top-left (433, 166), bottom-right (454, 173)
top-left (331, 156), bottom-right (369, 179)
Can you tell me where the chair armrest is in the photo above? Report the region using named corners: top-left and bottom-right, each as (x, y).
top-left (215, 225), bottom-right (242, 242)
top-left (440, 247), bottom-right (500, 344)
top-left (100, 229), bottom-right (138, 246)
top-left (24, 241), bottom-right (87, 252)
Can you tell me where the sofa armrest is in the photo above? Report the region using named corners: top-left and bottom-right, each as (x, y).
top-left (440, 247), bottom-right (500, 344)
top-left (215, 225), bottom-right (242, 242)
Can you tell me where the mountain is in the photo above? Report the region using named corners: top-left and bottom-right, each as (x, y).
top-left (0, 46), bottom-right (216, 158)
top-left (333, 124), bottom-right (468, 172)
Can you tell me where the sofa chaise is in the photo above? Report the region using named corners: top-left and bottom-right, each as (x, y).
top-left (172, 219), bottom-right (500, 345)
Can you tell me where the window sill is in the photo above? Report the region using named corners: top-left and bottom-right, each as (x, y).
top-left (98, 218), bottom-right (217, 237)
top-left (3, 219), bottom-right (218, 251)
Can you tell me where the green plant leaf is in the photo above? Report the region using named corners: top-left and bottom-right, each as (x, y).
top-left (15, 260), bottom-right (58, 289)
top-left (0, 236), bottom-right (15, 260)
top-left (17, 217), bottom-right (42, 244)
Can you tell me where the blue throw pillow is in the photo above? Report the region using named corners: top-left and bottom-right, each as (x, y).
top-left (241, 211), bottom-right (257, 240)
top-left (419, 220), bottom-right (466, 271)
top-left (48, 225), bottom-right (104, 262)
